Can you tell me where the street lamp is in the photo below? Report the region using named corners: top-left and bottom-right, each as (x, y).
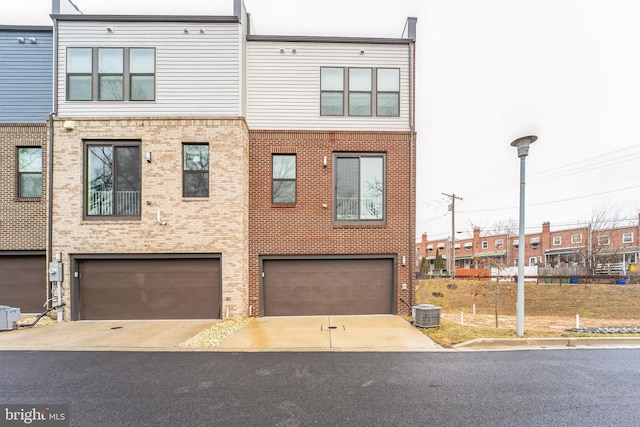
top-left (511, 135), bottom-right (537, 337)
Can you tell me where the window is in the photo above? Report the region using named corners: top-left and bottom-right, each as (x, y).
top-left (495, 239), bottom-right (504, 248)
top-left (348, 68), bottom-right (372, 116)
top-left (598, 235), bottom-right (610, 245)
top-left (67, 48), bottom-right (92, 100)
top-left (481, 241), bottom-right (488, 249)
top-left (17, 147), bottom-right (42, 198)
top-left (272, 154), bottom-right (296, 204)
top-left (320, 67), bottom-right (400, 117)
top-left (454, 244), bottom-right (460, 252)
top-left (86, 142), bottom-right (140, 217)
top-left (553, 236), bottom-right (562, 246)
top-left (377, 68), bottom-right (400, 116)
top-left (320, 67), bottom-right (344, 116)
top-left (130, 48), bottom-right (156, 100)
top-left (529, 257), bottom-right (538, 266)
top-left (623, 233), bottom-right (633, 244)
top-left (427, 244), bottom-right (433, 252)
top-left (67, 47), bottom-right (155, 101)
top-left (98, 48), bottom-right (123, 100)
top-left (183, 144), bottom-right (209, 197)
top-left (334, 153), bottom-right (384, 222)
top-left (571, 233), bottom-right (582, 244)
top-left (530, 237), bottom-right (540, 248)
top-left (464, 242), bottom-right (472, 251)
top-left (437, 243), bottom-right (445, 250)
top-left (513, 239), bottom-right (519, 248)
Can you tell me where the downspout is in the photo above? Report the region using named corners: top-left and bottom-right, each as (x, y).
top-left (406, 18), bottom-right (417, 311)
top-left (47, 5), bottom-right (59, 308)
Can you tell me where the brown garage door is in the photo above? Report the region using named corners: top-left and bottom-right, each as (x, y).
top-left (78, 258), bottom-right (221, 320)
top-left (0, 254), bottom-right (46, 313)
top-left (262, 258), bottom-right (394, 316)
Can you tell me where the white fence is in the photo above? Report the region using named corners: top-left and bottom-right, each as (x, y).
top-left (491, 266), bottom-right (538, 282)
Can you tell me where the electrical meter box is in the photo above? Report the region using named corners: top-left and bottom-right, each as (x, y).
top-left (49, 262), bottom-right (64, 282)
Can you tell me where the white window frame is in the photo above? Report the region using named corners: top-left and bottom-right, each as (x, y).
top-left (553, 236), bottom-right (562, 246)
top-left (571, 234), bottom-right (582, 244)
top-left (598, 235), bottom-right (610, 246)
top-left (481, 241), bottom-right (488, 249)
top-left (623, 233), bottom-right (633, 244)
top-left (528, 256), bottom-right (538, 266)
top-left (495, 239), bottom-right (504, 248)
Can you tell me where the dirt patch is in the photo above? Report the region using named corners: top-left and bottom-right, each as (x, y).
top-left (418, 279), bottom-right (640, 331)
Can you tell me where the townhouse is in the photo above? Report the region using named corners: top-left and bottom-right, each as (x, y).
top-left (0, 25), bottom-right (52, 312)
top-left (416, 212), bottom-right (640, 274)
top-left (0, 1), bottom-right (417, 320)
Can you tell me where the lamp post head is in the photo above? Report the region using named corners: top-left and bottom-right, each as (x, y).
top-left (511, 135), bottom-right (538, 158)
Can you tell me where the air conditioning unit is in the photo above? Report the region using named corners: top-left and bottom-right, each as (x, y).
top-left (0, 306), bottom-right (21, 331)
top-left (412, 304), bottom-right (440, 328)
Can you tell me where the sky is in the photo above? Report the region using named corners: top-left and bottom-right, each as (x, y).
top-left (4, 0), bottom-right (640, 241)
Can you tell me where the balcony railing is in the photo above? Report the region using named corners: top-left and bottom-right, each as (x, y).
top-left (336, 196), bottom-right (383, 220)
top-left (89, 190), bottom-right (140, 216)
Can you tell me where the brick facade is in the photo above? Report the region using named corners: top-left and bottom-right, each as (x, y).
top-left (0, 123), bottom-right (47, 251)
top-left (418, 213), bottom-right (640, 271)
top-left (51, 117), bottom-right (249, 318)
top-left (249, 130), bottom-right (416, 316)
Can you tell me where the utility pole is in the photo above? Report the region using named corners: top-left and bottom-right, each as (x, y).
top-left (442, 193), bottom-right (463, 279)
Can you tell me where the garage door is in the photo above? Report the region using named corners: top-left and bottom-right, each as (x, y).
top-left (78, 258), bottom-right (221, 320)
top-left (0, 254), bottom-right (46, 313)
top-left (262, 258), bottom-right (394, 316)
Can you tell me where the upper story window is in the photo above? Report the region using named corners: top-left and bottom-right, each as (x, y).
top-left (553, 236), bottom-right (562, 246)
top-left (67, 48), bottom-right (92, 100)
top-left (320, 67), bottom-right (400, 118)
top-left (530, 237), bottom-right (540, 248)
top-left (272, 154), bottom-right (296, 204)
top-left (183, 144), bottom-right (209, 198)
top-left (334, 153), bottom-right (384, 223)
top-left (17, 147), bottom-right (42, 198)
top-left (481, 241), bottom-right (488, 249)
top-left (598, 235), bottom-right (610, 245)
top-left (427, 244), bottom-right (433, 252)
top-left (437, 243), bottom-right (445, 250)
top-left (320, 67), bottom-right (344, 116)
top-left (571, 233), bottom-right (582, 244)
top-left (495, 239), bottom-right (504, 248)
top-left (464, 242), bottom-right (472, 251)
top-left (67, 47), bottom-right (155, 102)
top-left (623, 233), bottom-right (634, 244)
top-left (86, 141), bottom-right (140, 218)
top-left (349, 68), bottom-right (372, 116)
top-left (377, 68), bottom-right (400, 116)
top-left (513, 239), bottom-right (519, 248)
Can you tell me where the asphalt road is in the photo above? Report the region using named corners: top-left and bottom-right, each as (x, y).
top-left (1, 350), bottom-right (639, 426)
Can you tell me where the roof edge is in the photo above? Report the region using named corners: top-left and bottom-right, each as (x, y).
top-left (50, 14), bottom-right (240, 24)
top-left (247, 34), bottom-right (412, 45)
top-left (0, 25), bottom-right (53, 31)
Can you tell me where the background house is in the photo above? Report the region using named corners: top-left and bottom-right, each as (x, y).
top-left (0, 25), bottom-right (52, 312)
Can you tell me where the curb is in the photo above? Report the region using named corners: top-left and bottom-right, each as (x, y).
top-left (454, 336), bottom-right (640, 351)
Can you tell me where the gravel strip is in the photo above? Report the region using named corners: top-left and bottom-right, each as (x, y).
top-left (178, 318), bottom-right (254, 348)
top-left (16, 316), bottom-right (56, 328)
top-left (565, 326), bottom-right (640, 334)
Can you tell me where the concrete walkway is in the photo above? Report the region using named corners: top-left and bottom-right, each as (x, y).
top-left (0, 316), bottom-right (440, 352)
top-left (216, 315), bottom-right (440, 351)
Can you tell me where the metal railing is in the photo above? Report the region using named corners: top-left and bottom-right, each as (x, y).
top-left (336, 196), bottom-right (383, 220)
top-left (89, 190), bottom-right (140, 216)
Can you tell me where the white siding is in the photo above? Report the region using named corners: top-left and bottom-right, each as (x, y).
top-left (246, 41), bottom-right (411, 131)
top-left (57, 22), bottom-right (242, 117)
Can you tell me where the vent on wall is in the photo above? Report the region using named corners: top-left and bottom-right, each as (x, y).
top-left (412, 304), bottom-right (440, 328)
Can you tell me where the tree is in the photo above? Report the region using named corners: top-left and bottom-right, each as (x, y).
top-left (434, 249), bottom-right (445, 272)
top-left (419, 257), bottom-right (429, 277)
top-left (482, 218), bottom-right (518, 237)
top-left (574, 206), bottom-right (631, 275)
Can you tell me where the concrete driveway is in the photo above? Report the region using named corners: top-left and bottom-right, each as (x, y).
top-left (0, 315), bottom-right (439, 352)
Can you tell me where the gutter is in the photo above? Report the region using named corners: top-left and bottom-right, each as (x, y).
top-left (407, 18), bottom-right (417, 312)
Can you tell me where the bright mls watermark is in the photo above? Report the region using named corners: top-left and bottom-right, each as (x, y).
top-left (0, 405), bottom-right (68, 426)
